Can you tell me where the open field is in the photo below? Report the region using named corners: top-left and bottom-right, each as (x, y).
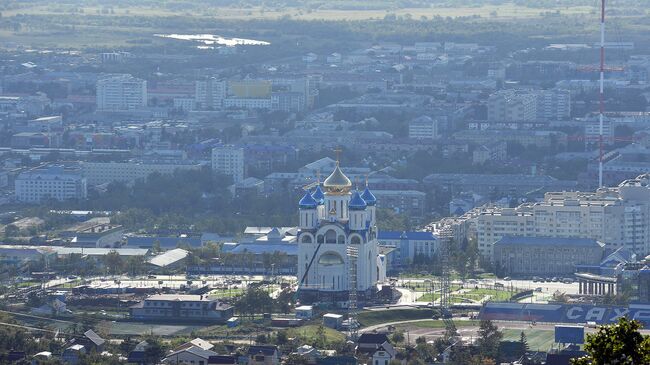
top-left (358, 308), bottom-right (435, 327)
top-left (502, 328), bottom-right (556, 352)
top-left (2, 4), bottom-right (598, 21)
top-left (286, 324), bottom-right (346, 343)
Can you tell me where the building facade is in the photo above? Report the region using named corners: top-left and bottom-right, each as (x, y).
top-left (297, 162), bottom-right (384, 303)
top-left (129, 294), bottom-right (233, 323)
top-left (487, 90), bottom-right (537, 122)
top-left (81, 160), bottom-right (202, 186)
top-left (96, 74), bottom-right (147, 111)
top-left (476, 174), bottom-right (650, 259)
top-left (15, 166), bottom-right (87, 203)
top-left (408, 116), bottom-right (439, 140)
top-left (493, 236), bottom-right (604, 276)
top-left (212, 145), bottom-right (245, 183)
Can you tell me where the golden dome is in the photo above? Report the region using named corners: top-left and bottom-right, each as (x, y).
top-left (323, 162), bottom-right (352, 195)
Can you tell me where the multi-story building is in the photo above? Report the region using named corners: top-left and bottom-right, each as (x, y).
top-left (487, 90), bottom-right (537, 122)
top-left (476, 174), bottom-right (650, 259)
top-left (129, 294), bottom-right (233, 323)
top-left (195, 77), bottom-right (226, 110)
top-left (493, 236), bottom-right (604, 276)
top-left (96, 74), bottom-right (147, 111)
top-left (536, 89), bottom-right (571, 120)
top-left (373, 190), bottom-right (427, 217)
top-left (377, 231), bottom-right (438, 267)
top-left (212, 145), bottom-right (245, 183)
top-left (408, 116), bottom-right (439, 140)
top-left (81, 160), bottom-right (202, 186)
top-left (15, 166), bottom-right (87, 203)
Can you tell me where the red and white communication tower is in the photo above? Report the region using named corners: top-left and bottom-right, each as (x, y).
top-left (597, 0), bottom-right (606, 188)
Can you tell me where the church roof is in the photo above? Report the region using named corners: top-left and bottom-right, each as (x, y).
top-left (349, 191), bottom-right (367, 210)
top-left (323, 162), bottom-right (352, 194)
top-left (299, 191), bottom-right (318, 209)
top-left (361, 187), bottom-right (377, 206)
top-left (312, 185), bottom-right (325, 204)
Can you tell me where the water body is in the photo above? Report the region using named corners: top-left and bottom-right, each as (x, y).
top-left (154, 33), bottom-right (270, 47)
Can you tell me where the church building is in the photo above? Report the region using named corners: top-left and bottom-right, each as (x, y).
top-left (297, 159), bottom-right (385, 304)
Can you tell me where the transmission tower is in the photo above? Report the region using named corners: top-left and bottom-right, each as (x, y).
top-left (347, 245), bottom-right (359, 341)
top-left (439, 236), bottom-right (452, 316)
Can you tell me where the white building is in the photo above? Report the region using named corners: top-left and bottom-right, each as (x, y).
top-left (212, 145), bottom-right (245, 183)
top-left (487, 90), bottom-right (537, 122)
top-left (476, 174), bottom-right (650, 259)
top-left (536, 89), bottom-right (571, 120)
top-left (96, 74), bottom-right (147, 111)
top-left (195, 77), bottom-right (227, 110)
top-left (297, 161), bottom-right (384, 303)
top-left (408, 116), bottom-right (439, 140)
top-left (81, 160), bottom-right (202, 186)
top-left (223, 98), bottom-right (272, 109)
top-left (130, 294), bottom-right (233, 323)
top-left (15, 166), bottom-right (87, 203)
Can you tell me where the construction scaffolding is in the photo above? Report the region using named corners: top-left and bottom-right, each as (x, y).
top-left (347, 245), bottom-right (359, 341)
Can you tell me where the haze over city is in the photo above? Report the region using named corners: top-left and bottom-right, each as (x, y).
top-left (1, 1), bottom-right (650, 364)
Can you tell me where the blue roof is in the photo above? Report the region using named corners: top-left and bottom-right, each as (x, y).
top-left (127, 236), bottom-right (202, 249)
top-left (229, 243), bottom-right (298, 255)
top-left (299, 191), bottom-right (318, 209)
top-left (378, 231), bottom-right (435, 241)
top-left (349, 191), bottom-right (367, 210)
top-left (361, 187), bottom-right (377, 206)
top-left (494, 236), bottom-right (602, 248)
top-left (312, 185), bottom-right (325, 204)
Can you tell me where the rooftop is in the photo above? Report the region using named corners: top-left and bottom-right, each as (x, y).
top-left (494, 236), bottom-right (604, 248)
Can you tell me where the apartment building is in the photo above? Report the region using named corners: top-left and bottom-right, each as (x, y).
top-left (212, 145), bottom-right (245, 183)
top-left (476, 174), bottom-right (650, 259)
top-left (195, 77), bottom-right (227, 110)
top-left (487, 90), bottom-right (537, 122)
top-left (81, 160), bottom-right (202, 186)
top-left (96, 74), bottom-right (147, 111)
top-left (408, 116), bottom-right (439, 140)
top-left (15, 166), bottom-right (87, 203)
top-left (130, 294), bottom-right (233, 323)
top-left (536, 89), bottom-right (571, 120)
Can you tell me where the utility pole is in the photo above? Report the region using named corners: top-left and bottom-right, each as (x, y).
top-left (598, 0), bottom-right (606, 188)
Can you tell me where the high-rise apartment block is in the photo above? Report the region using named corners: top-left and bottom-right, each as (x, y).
top-left (96, 75), bottom-right (147, 111)
top-left (212, 145), bottom-right (245, 183)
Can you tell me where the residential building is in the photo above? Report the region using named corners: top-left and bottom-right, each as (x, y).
top-left (423, 173), bottom-right (576, 196)
top-left (195, 77), bottom-right (227, 110)
top-left (487, 90), bottom-right (537, 122)
top-left (129, 294), bottom-right (234, 323)
top-left (536, 89), bottom-right (571, 120)
top-left (163, 347), bottom-right (218, 365)
top-left (96, 74), bottom-right (147, 111)
top-left (408, 116), bottom-right (439, 140)
top-left (212, 145), bottom-right (245, 183)
top-left (15, 166), bottom-right (87, 203)
top-left (377, 231), bottom-right (438, 267)
top-left (476, 174), bottom-right (650, 259)
top-left (472, 141), bottom-right (507, 164)
top-left (372, 190), bottom-right (427, 217)
top-left (81, 159), bottom-right (202, 186)
top-left (493, 236), bottom-right (604, 276)
top-left (247, 345), bottom-right (280, 365)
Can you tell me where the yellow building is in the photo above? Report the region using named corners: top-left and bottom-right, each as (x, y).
top-left (229, 80), bottom-right (271, 98)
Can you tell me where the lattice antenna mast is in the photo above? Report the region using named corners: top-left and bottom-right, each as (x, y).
top-left (439, 237), bottom-right (451, 311)
top-left (347, 245), bottom-right (359, 341)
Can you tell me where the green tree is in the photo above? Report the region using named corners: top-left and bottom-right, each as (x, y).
top-left (572, 317), bottom-right (650, 365)
top-left (103, 250), bottom-right (123, 275)
top-left (476, 320), bottom-right (502, 361)
top-left (4, 224), bottom-right (19, 239)
top-left (519, 331), bottom-right (529, 357)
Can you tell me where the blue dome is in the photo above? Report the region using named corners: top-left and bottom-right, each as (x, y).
top-left (349, 191), bottom-right (367, 210)
top-left (312, 185), bottom-right (325, 204)
top-left (361, 187), bottom-right (377, 206)
top-left (299, 191), bottom-right (318, 209)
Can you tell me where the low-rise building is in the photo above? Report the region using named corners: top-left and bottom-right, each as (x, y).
top-left (493, 236), bottom-right (605, 276)
top-left (378, 231), bottom-right (438, 268)
top-left (15, 165), bottom-right (87, 203)
top-left (247, 345), bottom-right (280, 365)
top-left (130, 294), bottom-right (233, 323)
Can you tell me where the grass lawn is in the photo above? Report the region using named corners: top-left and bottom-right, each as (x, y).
top-left (395, 320), bottom-right (480, 330)
top-left (502, 329), bottom-right (556, 352)
top-left (208, 288), bottom-right (244, 298)
top-left (358, 309), bottom-right (436, 327)
top-left (286, 324), bottom-right (346, 344)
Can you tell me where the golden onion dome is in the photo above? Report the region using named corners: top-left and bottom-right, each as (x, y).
top-left (323, 162), bottom-right (352, 195)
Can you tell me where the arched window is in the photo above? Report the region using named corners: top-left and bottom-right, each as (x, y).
top-left (325, 229), bottom-right (337, 244)
top-left (301, 235), bottom-right (312, 243)
top-left (317, 235), bottom-right (324, 244)
top-left (337, 235), bottom-right (345, 244)
top-left (350, 235), bottom-right (361, 245)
